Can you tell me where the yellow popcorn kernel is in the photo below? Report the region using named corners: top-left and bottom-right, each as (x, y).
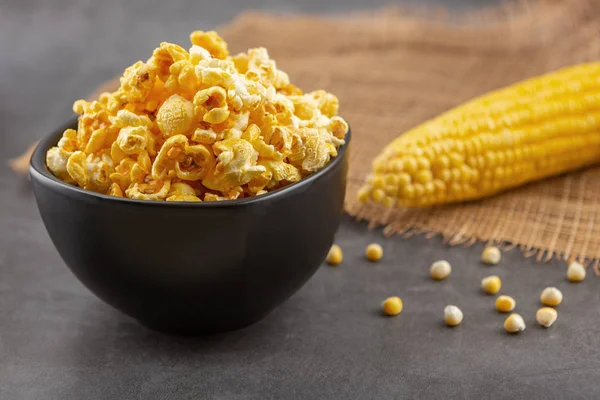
top-left (156, 94), bottom-right (194, 137)
top-left (444, 305), bottom-right (463, 326)
top-left (259, 159), bottom-right (301, 183)
top-left (84, 127), bottom-right (115, 154)
top-left (152, 134), bottom-right (187, 179)
top-left (195, 65), bottom-right (236, 90)
top-left (152, 134), bottom-right (215, 181)
top-left (290, 129), bottom-right (330, 173)
top-left (108, 182), bottom-right (124, 198)
top-left (82, 151), bottom-right (114, 193)
top-left (567, 261), bottom-right (586, 282)
top-left (57, 129), bottom-right (78, 152)
top-left (481, 275), bottom-right (502, 295)
top-left (46, 147), bottom-right (75, 184)
top-left (147, 42), bottom-right (189, 81)
top-left (247, 170), bottom-right (273, 194)
top-left (329, 116), bottom-right (349, 141)
top-left (382, 296), bottom-right (403, 316)
top-left (204, 192), bottom-right (227, 201)
top-left (175, 143), bottom-right (216, 181)
top-left (366, 243), bottom-right (383, 262)
top-left (165, 59), bottom-right (198, 93)
top-left (504, 313), bottom-right (526, 333)
top-left (209, 138), bottom-right (267, 189)
top-left (66, 151), bottom-right (89, 188)
top-left (125, 176), bottom-right (171, 201)
top-left (109, 109), bottom-right (152, 129)
top-left (167, 182), bottom-right (197, 197)
top-left (536, 307), bottom-right (558, 328)
top-left (118, 61), bottom-right (156, 103)
top-left (230, 52), bottom-right (249, 73)
top-left (309, 90), bottom-right (339, 118)
top-left (540, 287), bottom-right (563, 306)
top-left (495, 295), bottom-right (516, 313)
top-left (203, 108), bottom-right (230, 124)
top-left (241, 124), bottom-right (283, 161)
top-left (166, 194), bottom-right (202, 202)
top-left (326, 244), bottom-right (343, 266)
top-left (109, 158), bottom-right (136, 191)
top-left (116, 126), bottom-right (149, 155)
top-left (268, 126), bottom-right (293, 157)
top-left (192, 127), bottom-right (221, 145)
top-left (190, 30), bottom-right (228, 59)
top-left (189, 45), bottom-right (212, 64)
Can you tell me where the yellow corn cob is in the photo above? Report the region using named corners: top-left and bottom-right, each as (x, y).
top-left (358, 62), bottom-right (600, 208)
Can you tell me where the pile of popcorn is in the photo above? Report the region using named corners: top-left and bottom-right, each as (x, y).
top-left (46, 31), bottom-right (349, 202)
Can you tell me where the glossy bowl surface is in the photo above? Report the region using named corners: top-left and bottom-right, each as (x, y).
top-left (30, 117), bottom-right (350, 335)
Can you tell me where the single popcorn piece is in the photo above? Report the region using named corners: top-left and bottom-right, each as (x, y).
top-left (536, 307), bottom-right (558, 328)
top-left (444, 305), bottom-right (463, 326)
top-left (156, 94), bottom-right (195, 137)
top-left (504, 313), bottom-right (526, 333)
top-left (567, 261), bottom-right (586, 282)
top-left (540, 287), bottom-right (563, 306)
top-left (495, 295), bottom-right (516, 313)
top-left (382, 296), bottom-right (403, 316)
top-left (430, 260), bottom-right (451, 280)
top-left (481, 275), bottom-right (502, 295)
top-left (45, 30), bottom-right (348, 201)
top-left (481, 246), bottom-right (501, 265)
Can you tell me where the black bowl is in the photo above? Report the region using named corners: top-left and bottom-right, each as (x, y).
top-left (30, 117), bottom-right (350, 335)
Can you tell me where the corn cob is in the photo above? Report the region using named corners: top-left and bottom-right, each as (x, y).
top-left (358, 63), bottom-right (600, 208)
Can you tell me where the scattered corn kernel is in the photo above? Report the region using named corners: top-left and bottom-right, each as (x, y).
top-left (382, 296), bottom-right (403, 316)
top-left (326, 244), bottom-right (343, 266)
top-left (567, 261), bottom-right (586, 282)
top-left (481, 275), bottom-right (502, 295)
top-left (536, 307), bottom-right (558, 328)
top-left (430, 260), bottom-right (452, 280)
top-left (444, 305), bottom-right (463, 326)
top-left (504, 313), bottom-right (526, 333)
top-left (366, 243), bottom-right (383, 262)
top-left (540, 287), bottom-right (563, 306)
top-left (495, 295), bottom-right (516, 312)
top-left (481, 246), bottom-right (501, 265)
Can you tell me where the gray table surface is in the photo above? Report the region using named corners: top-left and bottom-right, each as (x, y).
top-left (2, 0), bottom-right (600, 399)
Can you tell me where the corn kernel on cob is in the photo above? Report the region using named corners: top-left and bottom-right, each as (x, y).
top-left (359, 63), bottom-right (600, 208)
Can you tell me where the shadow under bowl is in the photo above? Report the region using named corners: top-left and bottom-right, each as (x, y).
top-left (30, 117), bottom-right (350, 335)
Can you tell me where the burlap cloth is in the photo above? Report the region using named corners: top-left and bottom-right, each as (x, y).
top-left (11, 0), bottom-right (600, 271)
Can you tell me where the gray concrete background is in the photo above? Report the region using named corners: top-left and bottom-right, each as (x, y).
top-left (2, 0), bottom-right (600, 399)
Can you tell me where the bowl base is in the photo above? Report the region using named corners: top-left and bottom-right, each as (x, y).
top-left (136, 314), bottom-right (269, 336)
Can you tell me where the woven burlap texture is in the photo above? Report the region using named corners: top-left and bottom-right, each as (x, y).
top-left (11, 0), bottom-right (600, 270)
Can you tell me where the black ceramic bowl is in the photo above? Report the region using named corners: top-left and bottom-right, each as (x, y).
top-left (30, 117), bottom-right (350, 335)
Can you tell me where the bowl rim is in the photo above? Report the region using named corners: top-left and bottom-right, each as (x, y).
top-left (30, 115), bottom-right (351, 208)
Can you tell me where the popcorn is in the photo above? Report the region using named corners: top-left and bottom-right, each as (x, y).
top-left (45, 30), bottom-right (349, 201)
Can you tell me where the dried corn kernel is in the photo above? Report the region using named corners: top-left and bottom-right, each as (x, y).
top-left (366, 243), bottom-right (383, 262)
top-left (430, 260), bottom-right (451, 280)
top-left (481, 246), bottom-right (501, 265)
top-left (504, 313), bottom-right (526, 333)
top-left (540, 287), bottom-right (563, 306)
top-left (481, 275), bottom-right (502, 295)
top-left (45, 30), bottom-right (348, 201)
top-left (536, 307), bottom-right (558, 328)
top-left (326, 244), bottom-right (343, 266)
top-left (382, 296), bottom-right (403, 316)
top-left (444, 305), bottom-right (463, 326)
top-left (495, 295), bottom-right (516, 312)
top-left (567, 261), bottom-right (586, 282)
